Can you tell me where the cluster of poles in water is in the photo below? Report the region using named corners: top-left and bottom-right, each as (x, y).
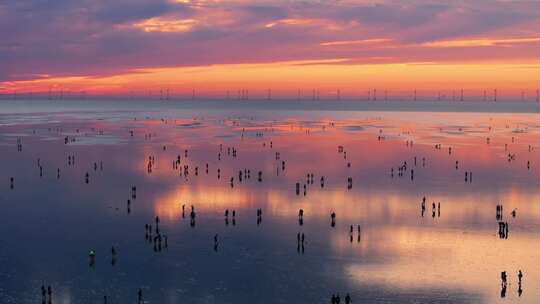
top-left (6, 115), bottom-right (535, 303)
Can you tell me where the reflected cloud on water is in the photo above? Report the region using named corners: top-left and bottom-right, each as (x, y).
top-left (0, 101), bottom-right (539, 303)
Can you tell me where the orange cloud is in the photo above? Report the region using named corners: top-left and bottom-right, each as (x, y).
top-left (3, 59), bottom-right (540, 96)
top-left (320, 38), bottom-right (393, 46)
top-left (133, 17), bottom-right (197, 33)
top-left (423, 37), bottom-right (540, 48)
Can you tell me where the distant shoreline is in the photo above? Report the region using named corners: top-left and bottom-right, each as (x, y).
top-left (1, 99), bottom-right (540, 114)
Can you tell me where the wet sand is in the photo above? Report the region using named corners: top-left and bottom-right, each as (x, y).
top-left (0, 100), bottom-right (539, 303)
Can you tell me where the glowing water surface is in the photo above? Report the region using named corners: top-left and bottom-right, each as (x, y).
top-left (0, 100), bottom-right (539, 303)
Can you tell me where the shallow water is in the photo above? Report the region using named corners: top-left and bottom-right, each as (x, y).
top-left (1, 100), bottom-right (539, 303)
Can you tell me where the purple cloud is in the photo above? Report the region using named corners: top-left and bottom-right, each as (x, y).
top-left (1, 0), bottom-right (540, 82)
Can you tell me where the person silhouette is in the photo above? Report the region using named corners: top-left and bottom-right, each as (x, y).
top-left (47, 286), bottom-right (52, 304)
top-left (41, 285), bottom-right (46, 303)
top-left (345, 293), bottom-right (351, 303)
top-left (111, 246), bottom-right (117, 265)
top-left (190, 208), bottom-right (196, 227)
top-left (89, 250), bottom-right (96, 267)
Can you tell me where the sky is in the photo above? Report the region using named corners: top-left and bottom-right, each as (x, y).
top-left (1, 0), bottom-right (540, 99)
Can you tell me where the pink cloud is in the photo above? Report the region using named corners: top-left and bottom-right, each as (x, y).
top-left (1, 0), bottom-right (540, 83)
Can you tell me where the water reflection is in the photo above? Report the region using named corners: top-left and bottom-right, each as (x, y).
top-left (1, 101), bottom-right (539, 303)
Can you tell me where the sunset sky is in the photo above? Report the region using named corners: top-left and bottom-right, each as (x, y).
top-left (2, 0), bottom-right (540, 98)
